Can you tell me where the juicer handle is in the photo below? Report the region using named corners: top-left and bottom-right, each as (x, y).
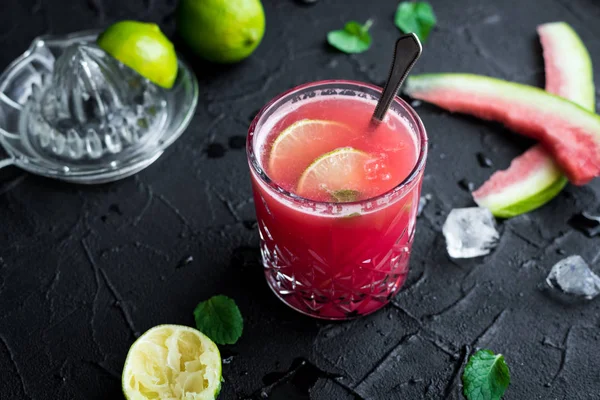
top-left (0, 91), bottom-right (16, 170)
top-left (0, 158), bottom-right (14, 170)
top-left (0, 148), bottom-right (14, 170)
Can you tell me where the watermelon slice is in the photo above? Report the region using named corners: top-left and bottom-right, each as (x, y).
top-left (404, 73), bottom-right (600, 186)
top-left (472, 147), bottom-right (568, 218)
top-left (473, 22), bottom-right (595, 217)
top-left (539, 22), bottom-right (595, 108)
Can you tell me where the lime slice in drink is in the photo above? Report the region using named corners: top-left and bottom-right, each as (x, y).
top-left (268, 119), bottom-right (353, 185)
top-left (97, 21), bottom-right (178, 89)
top-left (297, 147), bottom-right (371, 201)
top-left (122, 325), bottom-right (222, 400)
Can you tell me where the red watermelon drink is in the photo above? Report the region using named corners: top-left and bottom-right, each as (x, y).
top-left (247, 81), bottom-right (427, 320)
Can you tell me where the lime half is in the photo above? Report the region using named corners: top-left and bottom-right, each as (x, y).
top-left (297, 147), bottom-right (371, 201)
top-left (122, 325), bottom-right (222, 400)
top-left (98, 21), bottom-right (178, 89)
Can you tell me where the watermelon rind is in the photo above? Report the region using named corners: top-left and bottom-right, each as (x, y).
top-left (404, 72), bottom-right (599, 185)
top-left (539, 22), bottom-right (595, 111)
top-left (480, 175), bottom-right (568, 218)
top-left (473, 22), bottom-right (594, 217)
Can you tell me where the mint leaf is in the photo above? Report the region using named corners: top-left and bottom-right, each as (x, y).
top-left (342, 212), bottom-right (362, 219)
top-left (193, 295), bottom-right (243, 345)
top-left (327, 20), bottom-right (373, 54)
top-left (394, 2), bottom-right (437, 42)
top-left (331, 189), bottom-right (361, 202)
top-left (462, 349), bottom-right (511, 400)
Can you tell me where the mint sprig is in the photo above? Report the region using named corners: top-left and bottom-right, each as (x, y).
top-left (462, 349), bottom-right (511, 400)
top-left (193, 295), bottom-right (243, 345)
top-left (331, 189), bottom-right (360, 202)
top-left (327, 19), bottom-right (373, 54)
top-left (394, 2), bottom-right (437, 43)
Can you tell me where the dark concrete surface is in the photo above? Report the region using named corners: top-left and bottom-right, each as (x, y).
top-left (1, 0), bottom-right (600, 399)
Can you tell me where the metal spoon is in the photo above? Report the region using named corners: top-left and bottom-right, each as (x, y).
top-left (372, 33), bottom-right (422, 123)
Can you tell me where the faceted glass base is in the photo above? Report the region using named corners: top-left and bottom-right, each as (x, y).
top-left (261, 239), bottom-right (411, 320)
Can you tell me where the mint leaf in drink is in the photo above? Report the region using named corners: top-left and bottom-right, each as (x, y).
top-left (331, 189), bottom-right (360, 202)
top-left (327, 20), bottom-right (373, 54)
top-left (462, 349), bottom-right (511, 400)
top-left (342, 212), bottom-right (362, 219)
top-left (193, 295), bottom-right (243, 345)
top-left (394, 2), bottom-right (436, 42)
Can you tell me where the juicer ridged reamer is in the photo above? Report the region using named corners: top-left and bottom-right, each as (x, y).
top-left (0, 30), bottom-right (198, 184)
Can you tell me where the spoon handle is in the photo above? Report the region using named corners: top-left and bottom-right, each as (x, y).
top-left (372, 33), bottom-right (422, 123)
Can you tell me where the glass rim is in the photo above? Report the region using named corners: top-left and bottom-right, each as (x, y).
top-left (246, 79), bottom-right (428, 207)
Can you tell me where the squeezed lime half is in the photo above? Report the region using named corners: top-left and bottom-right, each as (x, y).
top-left (122, 324), bottom-right (222, 400)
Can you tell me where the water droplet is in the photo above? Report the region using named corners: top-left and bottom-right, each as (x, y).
top-left (417, 194), bottom-right (431, 217)
top-left (476, 152), bottom-right (493, 168)
top-left (177, 255), bottom-right (194, 269)
top-left (410, 99), bottom-right (422, 108)
top-left (228, 135), bottom-right (246, 150)
top-left (206, 143), bottom-right (226, 159)
top-left (222, 356), bottom-right (234, 364)
top-left (249, 108), bottom-right (261, 123)
top-left (243, 220), bottom-right (258, 230)
top-left (569, 211), bottom-right (600, 237)
top-left (458, 179), bottom-right (475, 192)
top-left (109, 204), bottom-right (123, 215)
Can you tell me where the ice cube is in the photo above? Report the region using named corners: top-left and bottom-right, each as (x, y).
top-left (546, 255), bottom-right (600, 299)
top-left (417, 194), bottom-right (432, 217)
top-left (569, 211), bottom-right (600, 237)
top-left (442, 207), bottom-right (499, 258)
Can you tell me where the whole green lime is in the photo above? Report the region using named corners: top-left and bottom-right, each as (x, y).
top-left (177, 0), bottom-right (266, 64)
top-left (97, 21), bottom-right (178, 89)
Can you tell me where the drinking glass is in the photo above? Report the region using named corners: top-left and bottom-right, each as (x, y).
top-left (247, 80), bottom-right (428, 320)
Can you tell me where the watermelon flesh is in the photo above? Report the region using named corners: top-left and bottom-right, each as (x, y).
top-left (473, 22), bottom-right (595, 216)
top-left (539, 22), bottom-right (595, 108)
top-left (404, 73), bottom-right (600, 186)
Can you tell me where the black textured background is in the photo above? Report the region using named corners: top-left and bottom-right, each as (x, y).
top-left (2, 0), bottom-right (600, 399)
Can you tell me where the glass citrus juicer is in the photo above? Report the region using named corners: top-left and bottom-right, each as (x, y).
top-left (0, 30), bottom-right (198, 184)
